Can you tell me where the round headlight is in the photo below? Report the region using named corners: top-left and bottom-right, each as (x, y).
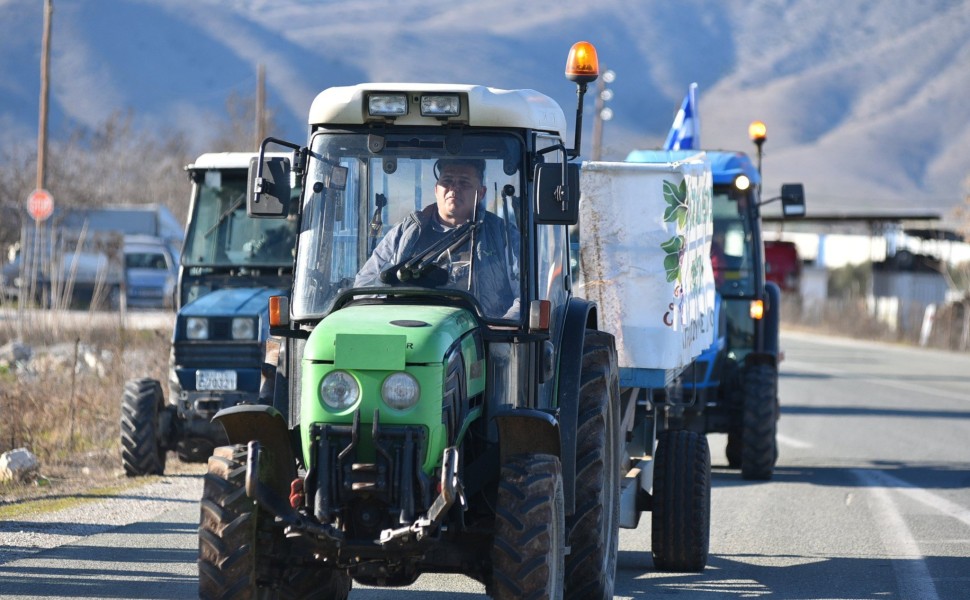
top-left (231, 317), bottom-right (256, 340)
top-left (186, 317), bottom-right (208, 340)
top-left (320, 371), bottom-right (359, 410)
top-left (382, 372), bottom-right (420, 410)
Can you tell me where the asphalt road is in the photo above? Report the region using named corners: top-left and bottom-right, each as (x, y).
top-left (2, 330), bottom-right (969, 599)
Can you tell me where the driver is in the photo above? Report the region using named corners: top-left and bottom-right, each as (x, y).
top-left (354, 158), bottom-right (519, 319)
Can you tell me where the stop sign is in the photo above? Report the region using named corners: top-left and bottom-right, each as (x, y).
top-left (27, 188), bottom-right (54, 222)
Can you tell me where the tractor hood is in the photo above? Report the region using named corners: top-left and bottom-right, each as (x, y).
top-left (304, 304), bottom-right (478, 366)
top-left (179, 287), bottom-right (284, 318)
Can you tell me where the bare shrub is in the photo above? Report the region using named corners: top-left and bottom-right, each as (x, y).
top-left (0, 319), bottom-right (170, 472)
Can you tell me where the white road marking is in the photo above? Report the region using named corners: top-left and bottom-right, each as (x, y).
top-left (860, 468), bottom-right (970, 529)
top-left (852, 468), bottom-right (941, 600)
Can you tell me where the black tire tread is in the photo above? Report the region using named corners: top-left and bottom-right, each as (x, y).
top-left (120, 378), bottom-right (166, 477)
top-left (652, 429), bottom-right (711, 572)
top-left (741, 363), bottom-right (778, 480)
top-left (564, 329), bottom-right (620, 599)
top-left (490, 454), bottom-right (565, 600)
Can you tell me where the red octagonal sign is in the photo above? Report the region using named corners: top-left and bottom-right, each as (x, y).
top-left (27, 188), bottom-right (54, 222)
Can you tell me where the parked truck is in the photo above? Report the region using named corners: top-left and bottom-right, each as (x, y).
top-left (627, 129), bottom-right (806, 480)
top-left (120, 153), bottom-right (300, 474)
top-left (198, 42), bottom-right (714, 599)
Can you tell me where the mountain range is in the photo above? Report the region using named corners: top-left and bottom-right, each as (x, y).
top-left (1, 0), bottom-right (968, 223)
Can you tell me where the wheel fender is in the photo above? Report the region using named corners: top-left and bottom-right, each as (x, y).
top-left (212, 404), bottom-right (296, 495)
top-left (555, 298), bottom-right (598, 515)
top-left (493, 407), bottom-right (560, 462)
top-left (761, 282), bottom-right (782, 357)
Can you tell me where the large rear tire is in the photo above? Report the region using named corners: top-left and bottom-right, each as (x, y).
top-left (651, 429), bottom-right (711, 572)
top-left (741, 363), bottom-right (778, 480)
top-left (564, 330), bottom-right (620, 599)
top-left (490, 453), bottom-right (565, 600)
top-left (198, 445), bottom-right (350, 600)
top-left (120, 378), bottom-right (166, 476)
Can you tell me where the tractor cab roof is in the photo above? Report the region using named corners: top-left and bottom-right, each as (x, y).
top-left (308, 83), bottom-right (567, 137)
top-left (625, 149), bottom-right (761, 187)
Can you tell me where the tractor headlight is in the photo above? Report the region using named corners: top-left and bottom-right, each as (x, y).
top-left (320, 371), bottom-right (360, 411)
top-left (382, 372), bottom-right (420, 410)
top-left (231, 317), bottom-right (256, 340)
top-left (186, 317), bottom-right (208, 340)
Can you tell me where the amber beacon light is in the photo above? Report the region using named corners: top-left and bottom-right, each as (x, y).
top-left (565, 41), bottom-right (600, 84)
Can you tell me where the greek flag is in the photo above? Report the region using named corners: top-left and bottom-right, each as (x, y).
top-left (663, 83), bottom-right (699, 150)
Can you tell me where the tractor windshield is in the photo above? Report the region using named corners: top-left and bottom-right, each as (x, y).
top-left (291, 132), bottom-right (524, 322)
top-left (711, 188), bottom-right (757, 297)
top-left (183, 168), bottom-right (300, 268)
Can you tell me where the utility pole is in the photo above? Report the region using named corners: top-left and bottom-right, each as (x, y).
top-left (255, 63), bottom-right (266, 149)
top-left (37, 0), bottom-right (53, 190)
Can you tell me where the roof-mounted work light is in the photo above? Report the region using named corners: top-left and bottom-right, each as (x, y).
top-left (420, 94), bottom-right (461, 117)
top-left (368, 93), bottom-right (408, 118)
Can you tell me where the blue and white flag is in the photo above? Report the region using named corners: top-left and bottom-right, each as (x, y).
top-left (663, 83), bottom-right (699, 151)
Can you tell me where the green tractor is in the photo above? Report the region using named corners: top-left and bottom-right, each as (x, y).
top-left (199, 42), bottom-right (710, 599)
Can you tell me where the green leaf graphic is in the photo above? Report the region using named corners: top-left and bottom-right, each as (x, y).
top-left (664, 253), bottom-right (680, 282)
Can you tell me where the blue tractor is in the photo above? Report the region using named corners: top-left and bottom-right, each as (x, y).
top-left (627, 134), bottom-right (805, 480)
top-left (120, 153), bottom-right (300, 475)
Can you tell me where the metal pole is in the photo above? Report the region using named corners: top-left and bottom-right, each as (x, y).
top-left (591, 74), bottom-right (604, 161)
top-left (255, 63), bottom-right (265, 149)
top-left (37, 0), bottom-right (53, 191)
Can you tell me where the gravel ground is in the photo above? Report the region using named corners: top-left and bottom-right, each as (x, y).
top-left (0, 465), bottom-right (205, 565)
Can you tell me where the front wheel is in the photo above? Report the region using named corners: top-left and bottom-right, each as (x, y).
top-left (651, 429), bottom-right (711, 572)
top-left (489, 453), bottom-right (565, 600)
top-left (565, 330), bottom-right (620, 599)
top-left (198, 445), bottom-right (350, 600)
top-left (120, 378), bottom-right (166, 476)
top-left (741, 363), bottom-right (778, 481)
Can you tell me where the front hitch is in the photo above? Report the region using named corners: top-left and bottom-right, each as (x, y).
top-left (379, 446), bottom-right (464, 545)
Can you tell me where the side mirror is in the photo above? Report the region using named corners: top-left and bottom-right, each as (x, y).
top-left (535, 162), bottom-right (580, 225)
top-left (248, 156), bottom-right (291, 218)
top-left (780, 183), bottom-right (806, 218)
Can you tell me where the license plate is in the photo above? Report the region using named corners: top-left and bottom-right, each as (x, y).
top-left (196, 370), bottom-right (237, 391)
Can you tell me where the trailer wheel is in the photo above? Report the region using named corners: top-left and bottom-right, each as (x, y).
top-left (564, 330), bottom-right (620, 599)
top-left (198, 445), bottom-right (350, 600)
top-left (120, 378), bottom-right (167, 477)
top-left (489, 454), bottom-right (565, 600)
top-left (651, 429), bottom-right (710, 572)
top-left (741, 363), bottom-right (778, 480)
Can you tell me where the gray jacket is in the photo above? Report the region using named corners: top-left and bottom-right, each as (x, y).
top-left (355, 204), bottom-right (520, 319)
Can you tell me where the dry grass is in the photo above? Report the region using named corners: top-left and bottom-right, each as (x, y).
top-left (0, 309), bottom-right (172, 501)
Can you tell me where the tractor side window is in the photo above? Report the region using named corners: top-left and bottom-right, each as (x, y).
top-left (712, 190), bottom-right (755, 296)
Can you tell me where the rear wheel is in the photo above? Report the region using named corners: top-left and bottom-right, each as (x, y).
top-left (198, 445), bottom-right (350, 600)
top-left (564, 330), bottom-right (620, 599)
top-left (490, 453), bottom-right (565, 600)
top-left (651, 429), bottom-right (711, 572)
top-left (120, 378), bottom-right (166, 476)
top-left (741, 363), bottom-right (778, 480)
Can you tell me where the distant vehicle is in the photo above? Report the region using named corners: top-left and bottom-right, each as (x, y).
top-left (123, 235), bottom-right (178, 309)
top-left (0, 204), bottom-right (183, 309)
top-left (764, 240), bottom-right (801, 294)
